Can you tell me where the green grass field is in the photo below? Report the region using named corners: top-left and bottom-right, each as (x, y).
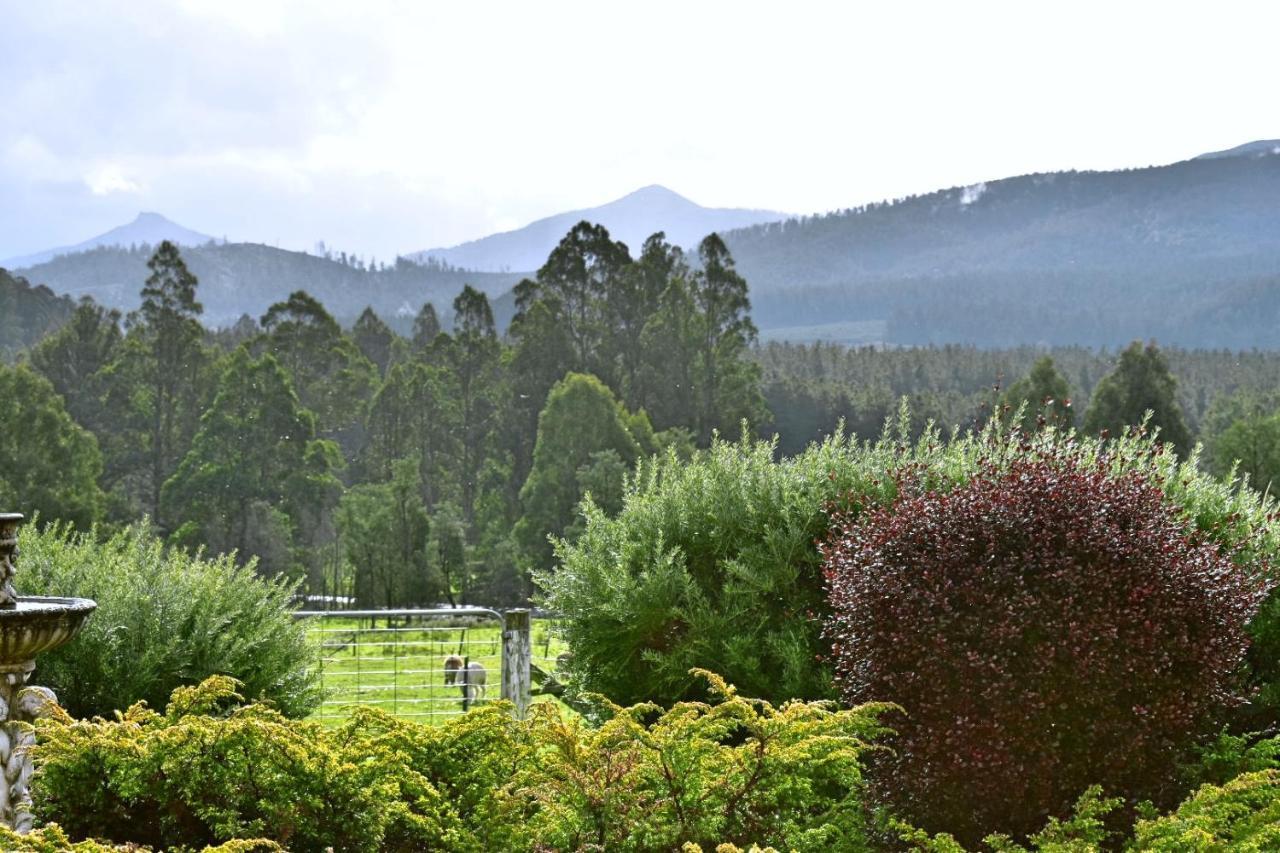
top-left (299, 615), bottom-right (569, 722)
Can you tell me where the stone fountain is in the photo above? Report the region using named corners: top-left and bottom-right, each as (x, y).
top-left (0, 513), bottom-right (96, 832)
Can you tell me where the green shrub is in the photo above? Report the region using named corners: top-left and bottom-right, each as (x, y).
top-left (18, 521), bottom-right (320, 719)
top-left (0, 823), bottom-right (279, 851)
top-left (544, 411), bottom-right (1280, 723)
top-left (897, 786), bottom-right (1124, 851)
top-left (1185, 730), bottom-right (1280, 789)
top-left (507, 671), bottom-right (892, 851)
top-left (1133, 770), bottom-right (1280, 851)
top-left (31, 674), bottom-right (891, 852)
top-left (540, 413), bottom-right (918, 707)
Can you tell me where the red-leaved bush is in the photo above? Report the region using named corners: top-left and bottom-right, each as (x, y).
top-left (822, 450), bottom-right (1271, 844)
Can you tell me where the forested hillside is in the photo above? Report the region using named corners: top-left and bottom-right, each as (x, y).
top-left (0, 268), bottom-right (76, 360)
top-left (15, 242), bottom-right (522, 327)
top-left (18, 148), bottom-right (1280, 349)
top-left (727, 147), bottom-right (1280, 348)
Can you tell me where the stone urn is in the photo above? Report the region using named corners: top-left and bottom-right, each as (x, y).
top-left (0, 513), bottom-right (96, 832)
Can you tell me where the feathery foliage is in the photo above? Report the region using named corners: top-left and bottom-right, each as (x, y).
top-left (29, 673), bottom-right (891, 852)
top-left (17, 522), bottom-right (320, 719)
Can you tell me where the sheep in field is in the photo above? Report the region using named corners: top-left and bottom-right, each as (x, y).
top-left (443, 654), bottom-right (487, 703)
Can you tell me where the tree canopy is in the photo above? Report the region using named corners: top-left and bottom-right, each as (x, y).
top-left (1084, 340), bottom-right (1192, 452)
top-left (516, 372), bottom-right (653, 570)
top-left (0, 364), bottom-right (104, 528)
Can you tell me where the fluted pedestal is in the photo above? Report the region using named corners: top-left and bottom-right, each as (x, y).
top-left (0, 514), bottom-right (95, 832)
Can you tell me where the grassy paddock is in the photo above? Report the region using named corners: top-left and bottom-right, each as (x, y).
top-left (298, 614), bottom-right (568, 722)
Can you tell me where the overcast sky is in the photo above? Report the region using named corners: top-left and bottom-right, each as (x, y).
top-left (2, 0), bottom-right (1276, 261)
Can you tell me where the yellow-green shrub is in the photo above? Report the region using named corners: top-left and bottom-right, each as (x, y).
top-left (0, 823), bottom-right (279, 852)
top-left (1133, 770), bottom-right (1280, 851)
top-left (31, 674), bottom-right (891, 852)
top-left (506, 671), bottom-right (892, 851)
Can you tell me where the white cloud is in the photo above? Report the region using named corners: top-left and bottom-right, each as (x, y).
top-left (86, 165), bottom-right (142, 196)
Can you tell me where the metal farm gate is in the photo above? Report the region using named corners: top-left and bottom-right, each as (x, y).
top-left (295, 607), bottom-right (533, 723)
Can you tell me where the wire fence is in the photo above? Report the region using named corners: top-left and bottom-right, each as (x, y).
top-left (531, 616), bottom-right (570, 687)
top-left (295, 608), bottom-right (566, 723)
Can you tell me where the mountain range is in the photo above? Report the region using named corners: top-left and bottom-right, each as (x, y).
top-left (5, 142), bottom-right (1280, 348)
top-left (409, 184), bottom-right (785, 271)
top-left (7, 243), bottom-right (521, 329)
top-left (0, 185), bottom-right (780, 327)
top-left (1, 212), bottom-right (218, 269)
top-left (727, 140), bottom-right (1280, 348)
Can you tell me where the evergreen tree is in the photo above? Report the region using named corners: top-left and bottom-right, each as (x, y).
top-left (1202, 389), bottom-right (1280, 480)
top-left (1083, 340), bottom-right (1192, 452)
top-left (442, 286), bottom-right (503, 540)
top-left (111, 241), bottom-right (210, 525)
top-left (689, 234), bottom-right (767, 439)
top-left (351, 306), bottom-right (397, 376)
top-left (410, 302), bottom-right (442, 353)
top-left (504, 297), bottom-right (576, 502)
top-left (28, 297), bottom-right (122, 435)
top-left (0, 269), bottom-right (76, 358)
top-left (426, 502), bottom-right (467, 606)
top-left (162, 349), bottom-right (343, 576)
top-left (467, 534), bottom-right (527, 607)
top-left (1002, 355), bottom-right (1075, 431)
top-left (339, 456), bottom-right (435, 609)
top-left (259, 291), bottom-right (376, 457)
top-left (636, 277), bottom-right (699, 430)
top-left (213, 313), bottom-right (261, 349)
top-left (515, 372), bottom-right (652, 570)
top-left (604, 232), bottom-right (684, 405)
top-left (0, 364), bottom-right (104, 528)
top-left (362, 360), bottom-right (459, 508)
top-left (1213, 412), bottom-right (1280, 494)
top-left (515, 220), bottom-right (631, 382)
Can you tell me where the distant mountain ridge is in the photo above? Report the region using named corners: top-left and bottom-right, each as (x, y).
top-left (9, 243), bottom-right (521, 328)
top-left (1194, 139), bottom-right (1280, 160)
top-left (0, 268), bottom-right (76, 359)
top-left (410, 185), bottom-right (786, 272)
top-left (722, 143), bottom-right (1280, 349)
top-left (10, 144), bottom-right (1280, 349)
top-left (2, 212), bottom-right (217, 269)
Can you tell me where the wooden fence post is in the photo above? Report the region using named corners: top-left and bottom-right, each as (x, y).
top-left (462, 655), bottom-right (470, 713)
top-left (501, 609), bottom-right (531, 719)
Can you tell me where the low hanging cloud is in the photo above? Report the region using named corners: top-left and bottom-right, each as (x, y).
top-left (85, 166), bottom-right (143, 197)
